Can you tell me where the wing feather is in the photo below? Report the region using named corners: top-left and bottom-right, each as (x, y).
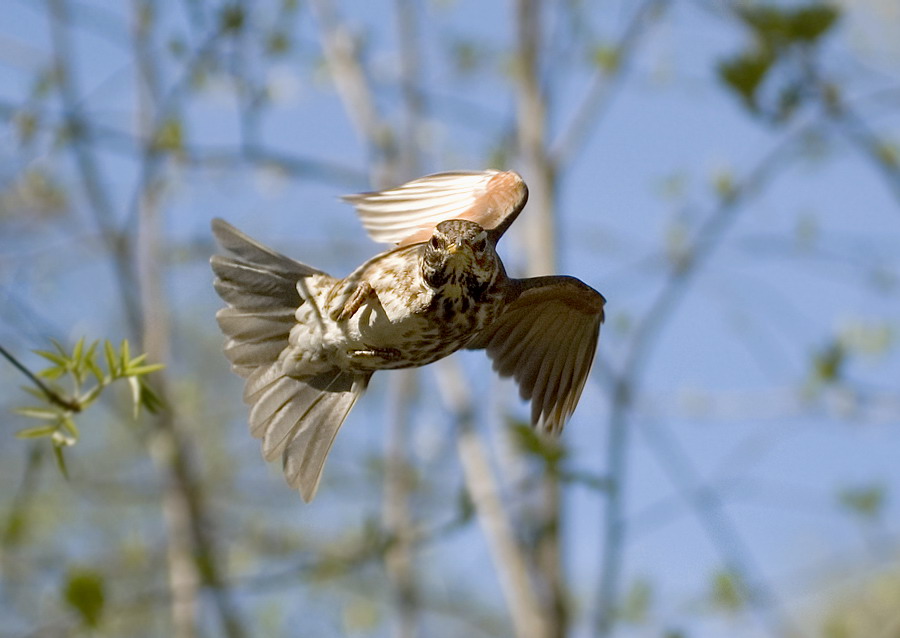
top-left (343, 170), bottom-right (528, 245)
top-left (469, 276), bottom-right (605, 434)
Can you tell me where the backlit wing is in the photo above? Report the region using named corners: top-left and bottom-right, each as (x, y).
top-left (343, 170), bottom-right (528, 246)
top-left (468, 276), bottom-right (605, 435)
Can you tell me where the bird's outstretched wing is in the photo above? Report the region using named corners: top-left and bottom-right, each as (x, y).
top-left (343, 170), bottom-right (528, 246)
top-left (468, 276), bottom-right (605, 434)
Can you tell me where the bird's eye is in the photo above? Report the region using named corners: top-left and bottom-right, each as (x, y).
top-left (429, 236), bottom-right (440, 248)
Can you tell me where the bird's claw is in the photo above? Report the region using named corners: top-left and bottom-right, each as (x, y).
top-left (332, 281), bottom-right (376, 322)
top-left (347, 347), bottom-right (402, 361)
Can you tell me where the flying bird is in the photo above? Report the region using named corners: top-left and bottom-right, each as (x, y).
top-left (211, 170), bottom-right (605, 501)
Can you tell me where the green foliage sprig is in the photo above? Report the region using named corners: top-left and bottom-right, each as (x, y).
top-left (718, 3), bottom-right (841, 121)
top-left (3, 338), bottom-right (164, 476)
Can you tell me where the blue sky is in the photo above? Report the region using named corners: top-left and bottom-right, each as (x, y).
top-left (2, 1), bottom-right (900, 636)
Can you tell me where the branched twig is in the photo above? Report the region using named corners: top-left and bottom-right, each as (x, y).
top-left (593, 126), bottom-right (809, 637)
top-left (46, 0), bottom-right (144, 338)
top-left (309, 0), bottom-right (399, 184)
top-left (129, 2), bottom-right (247, 635)
top-left (0, 344), bottom-right (80, 412)
top-left (552, 0), bottom-right (671, 168)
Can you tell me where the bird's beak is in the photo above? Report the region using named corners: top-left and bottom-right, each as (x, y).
top-left (446, 243), bottom-right (459, 255)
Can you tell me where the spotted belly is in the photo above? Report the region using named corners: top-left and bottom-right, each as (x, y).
top-left (284, 251), bottom-right (505, 375)
top-left (344, 287), bottom-right (504, 371)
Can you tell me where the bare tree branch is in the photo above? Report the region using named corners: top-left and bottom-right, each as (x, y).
top-left (309, 0), bottom-right (399, 185)
top-left (593, 126), bottom-right (809, 637)
top-left (513, 2), bottom-right (569, 635)
top-left (133, 3), bottom-right (247, 636)
top-left (436, 360), bottom-right (549, 638)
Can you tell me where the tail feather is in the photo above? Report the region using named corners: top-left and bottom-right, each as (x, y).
top-left (281, 372), bottom-right (369, 502)
top-left (211, 218), bottom-right (368, 502)
top-left (212, 274), bottom-right (294, 311)
top-left (248, 369), bottom-right (370, 502)
top-left (224, 338), bottom-right (286, 368)
top-left (243, 364), bottom-right (285, 403)
top-left (216, 307), bottom-right (296, 342)
top-left (212, 218), bottom-right (322, 278)
top-left (211, 218), bottom-right (319, 374)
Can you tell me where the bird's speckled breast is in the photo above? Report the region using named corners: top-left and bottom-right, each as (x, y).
top-left (288, 244), bottom-right (506, 374)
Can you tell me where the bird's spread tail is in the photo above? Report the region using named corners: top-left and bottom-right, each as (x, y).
top-left (210, 218), bottom-right (322, 378)
top-left (244, 368), bottom-right (370, 502)
top-left (211, 218), bottom-right (369, 501)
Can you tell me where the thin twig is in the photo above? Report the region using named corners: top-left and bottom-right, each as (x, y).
top-left (593, 126), bottom-right (809, 637)
top-left (0, 343), bottom-right (80, 412)
top-left (46, 0), bottom-right (144, 339)
top-left (130, 1), bottom-right (247, 635)
top-left (552, 0), bottom-right (670, 168)
top-left (309, 0), bottom-right (399, 184)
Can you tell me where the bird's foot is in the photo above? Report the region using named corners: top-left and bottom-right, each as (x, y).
top-left (332, 281), bottom-right (376, 322)
top-left (347, 347), bottom-right (402, 362)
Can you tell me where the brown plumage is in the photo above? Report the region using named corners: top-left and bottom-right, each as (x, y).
top-left (211, 169), bottom-right (605, 501)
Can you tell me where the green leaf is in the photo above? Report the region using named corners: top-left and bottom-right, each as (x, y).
top-left (83, 340), bottom-right (98, 362)
top-left (710, 569), bottom-right (747, 613)
top-left (138, 379), bottom-right (165, 414)
top-left (618, 578), bottom-right (653, 624)
top-left (127, 363), bottom-right (165, 376)
top-left (86, 354), bottom-right (105, 384)
top-left (814, 342), bottom-right (844, 382)
top-left (718, 51), bottom-right (774, 110)
top-left (16, 425), bottom-right (58, 439)
top-left (451, 39), bottom-right (483, 75)
top-left (50, 338), bottom-right (68, 358)
top-left (875, 142), bottom-right (899, 168)
top-left (153, 118), bottom-right (184, 153)
top-left (104, 340), bottom-right (119, 377)
top-left (220, 4), bottom-right (245, 33)
top-left (63, 568), bottom-right (105, 628)
top-left (789, 5), bottom-right (840, 43)
top-left (738, 6), bottom-right (790, 40)
top-left (37, 365), bottom-right (66, 380)
top-left (34, 349), bottom-right (68, 367)
top-left (21, 386), bottom-right (49, 401)
top-left (15, 110), bottom-right (39, 144)
top-left (508, 421), bottom-right (567, 470)
top-left (120, 339), bottom-right (131, 371)
top-left (72, 336), bottom-right (84, 364)
top-left (837, 484), bottom-right (885, 521)
top-left (52, 444), bottom-right (70, 479)
top-left (60, 416), bottom-right (80, 439)
top-left (591, 44), bottom-right (621, 74)
top-left (266, 31), bottom-right (291, 56)
top-left (124, 353), bottom-right (149, 369)
top-left (15, 407), bottom-right (62, 420)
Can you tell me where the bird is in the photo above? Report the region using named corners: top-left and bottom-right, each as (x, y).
top-left (210, 169), bottom-right (605, 502)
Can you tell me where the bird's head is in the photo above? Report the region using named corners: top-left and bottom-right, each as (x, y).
top-left (422, 219), bottom-right (495, 288)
